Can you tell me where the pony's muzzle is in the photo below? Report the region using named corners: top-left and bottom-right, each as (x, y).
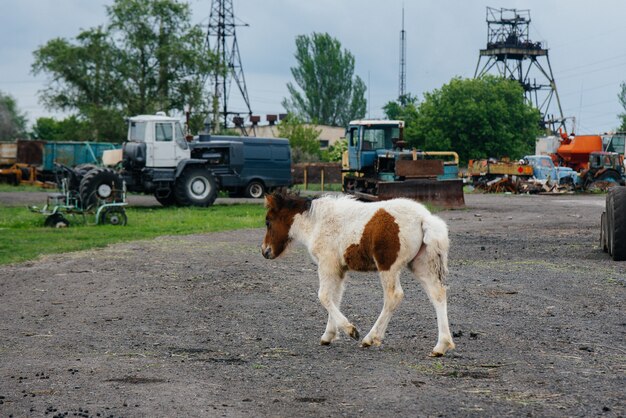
top-left (261, 245), bottom-right (273, 259)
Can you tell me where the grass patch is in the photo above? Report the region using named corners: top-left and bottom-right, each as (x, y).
top-left (0, 204), bottom-right (266, 265)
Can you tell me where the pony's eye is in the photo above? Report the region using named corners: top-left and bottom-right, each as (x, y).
top-left (265, 219), bottom-right (270, 228)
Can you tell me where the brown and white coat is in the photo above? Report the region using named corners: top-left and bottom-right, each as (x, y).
top-left (262, 192), bottom-right (455, 356)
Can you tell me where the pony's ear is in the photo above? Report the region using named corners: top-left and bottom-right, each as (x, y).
top-left (264, 194), bottom-right (274, 208)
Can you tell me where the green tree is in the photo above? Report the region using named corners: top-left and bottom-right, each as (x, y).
top-left (0, 91), bottom-right (28, 140)
top-left (412, 76), bottom-right (541, 163)
top-left (32, 0), bottom-right (213, 141)
top-left (32, 27), bottom-right (126, 140)
top-left (107, 0), bottom-right (213, 115)
top-left (31, 116), bottom-right (92, 141)
top-left (282, 33), bottom-right (366, 127)
top-left (383, 94), bottom-right (419, 142)
top-left (276, 113), bottom-right (321, 163)
top-left (618, 82), bottom-right (626, 131)
top-left (322, 139), bottom-right (347, 162)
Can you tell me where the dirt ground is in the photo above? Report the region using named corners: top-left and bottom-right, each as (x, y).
top-left (0, 192), bottom-right (624, 417)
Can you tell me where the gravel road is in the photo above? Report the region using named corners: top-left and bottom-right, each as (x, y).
top-left (0, 192), bottom-right (624, 417)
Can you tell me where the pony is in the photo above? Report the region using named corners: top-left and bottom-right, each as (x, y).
top-left (261, 190), bottom-right (455, 357)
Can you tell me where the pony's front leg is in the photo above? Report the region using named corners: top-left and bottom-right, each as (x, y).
top-left (320, 274), bottom-right (346, 345)
top-left (318, 268), bottom-right (358, 344)
top-left (362, 269), bottom-right (404, 348)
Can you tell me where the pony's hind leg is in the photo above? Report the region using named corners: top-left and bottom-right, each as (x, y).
top-left (362, 269), bottom-right (404, 347)
top-left (410, 256), bottom-right (455, 356)
top-left (318, 268), bottom-right (359, 343)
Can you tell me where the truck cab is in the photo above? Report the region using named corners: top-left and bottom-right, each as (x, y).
top-left (126, 113), bottom-right (190, 168)
top-left (523, 155), bottom-right (580, 186)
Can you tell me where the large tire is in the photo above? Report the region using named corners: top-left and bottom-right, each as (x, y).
top-left (174, 166), bottom-right (217, 207)
top-left (244, 180), bottom-right (266, 199)
top-left (600, 211), bottom-right (608, 253)
top-left (79, 168), bottom-right (124, 209)
top-left (606, 187), bottom-right (626, 261)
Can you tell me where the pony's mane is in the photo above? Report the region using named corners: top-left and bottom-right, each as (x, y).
top-left (266, 188), bottom-right (313, 211)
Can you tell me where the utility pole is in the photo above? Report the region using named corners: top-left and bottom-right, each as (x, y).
top-left (206, 0), bottom-right (253, 134)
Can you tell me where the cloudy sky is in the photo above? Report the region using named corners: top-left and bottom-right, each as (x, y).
top-left (2, 0), bottom-right (626, 135)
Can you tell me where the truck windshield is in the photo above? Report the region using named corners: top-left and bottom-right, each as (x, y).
top-left (129, 121), bottom-right (147, 142)
top-left (362, 126), bottom-right (400, 150)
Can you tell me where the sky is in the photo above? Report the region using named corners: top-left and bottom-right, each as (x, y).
top-left (2, 0), bottom-right (626, 135)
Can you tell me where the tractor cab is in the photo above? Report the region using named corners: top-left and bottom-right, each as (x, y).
top-left (125, 113), bottom-right (190, 168)
top-left (346, 120), bottom-right (405, 175)
top-left (588, 151), bottom-right (623, 178)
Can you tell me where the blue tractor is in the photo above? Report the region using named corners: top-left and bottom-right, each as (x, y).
top-left (342, 120), bottom-right (464, 208)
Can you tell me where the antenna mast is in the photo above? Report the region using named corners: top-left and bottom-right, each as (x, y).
top-left (398, 6), bottom-right (407, 100)
top-left (206, 0), bottom-right (253, 134)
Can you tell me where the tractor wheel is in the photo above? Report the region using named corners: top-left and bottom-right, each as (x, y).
top-left (606, 187), bottom-right (626, 261)
top-left (99, 206), bottom-right (127, 226)
top-left (44, 213), bottom-right (70, 228)
top-left (600, 211), bottom-right (608, 253)
top-left (174, 166), bottom-right (217, 207)
top-left (606, 193), bottom-right (614, 256)
top-left (244, 180), bottom-right (266, 199)
top-left (79, 168), bottom-right (124, 209)
top-left (74, 163), bottom-right (98, 175)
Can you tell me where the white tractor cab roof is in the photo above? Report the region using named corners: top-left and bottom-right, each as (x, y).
top-left (349, 119), bottom-right (405, 128)
top-left (128, 113), bottom-right (180, 123)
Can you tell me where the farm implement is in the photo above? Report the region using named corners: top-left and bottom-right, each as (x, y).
top-left (29, 164), bottom-right (128, 227)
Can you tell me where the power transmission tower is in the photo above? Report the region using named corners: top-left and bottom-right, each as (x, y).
top-left (398, 6), bottom-right (407, 100)
top-left (474, 7), bottom-right (565, 133)
top-left (206, 0), bottom-right (253, 134)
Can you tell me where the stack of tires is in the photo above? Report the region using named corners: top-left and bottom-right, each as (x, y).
top-left (600, 187), bottom-right (626, 261)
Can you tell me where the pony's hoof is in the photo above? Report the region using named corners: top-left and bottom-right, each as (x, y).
top-left (348, 326), bottom-right (360, 341)
top-left (430, 340), bottom-right (455, 357)
top-left (361, 335), bottom-right (382, 348)
top-left (320, 331), bottom-right (337, 345)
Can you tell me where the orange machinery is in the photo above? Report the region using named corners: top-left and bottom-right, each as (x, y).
top-left (552, 133), bottom-right (603, 172)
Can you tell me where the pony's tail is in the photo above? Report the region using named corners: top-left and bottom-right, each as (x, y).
top-left (421, 214), bottom-right (450, 283)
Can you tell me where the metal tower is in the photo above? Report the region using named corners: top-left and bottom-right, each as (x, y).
top-left (398, 6), bottom-right (407, 99)
top-left (474, 7), bottom-right (565, 133)
top-left (206, 0), bottom-right (253, 133)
